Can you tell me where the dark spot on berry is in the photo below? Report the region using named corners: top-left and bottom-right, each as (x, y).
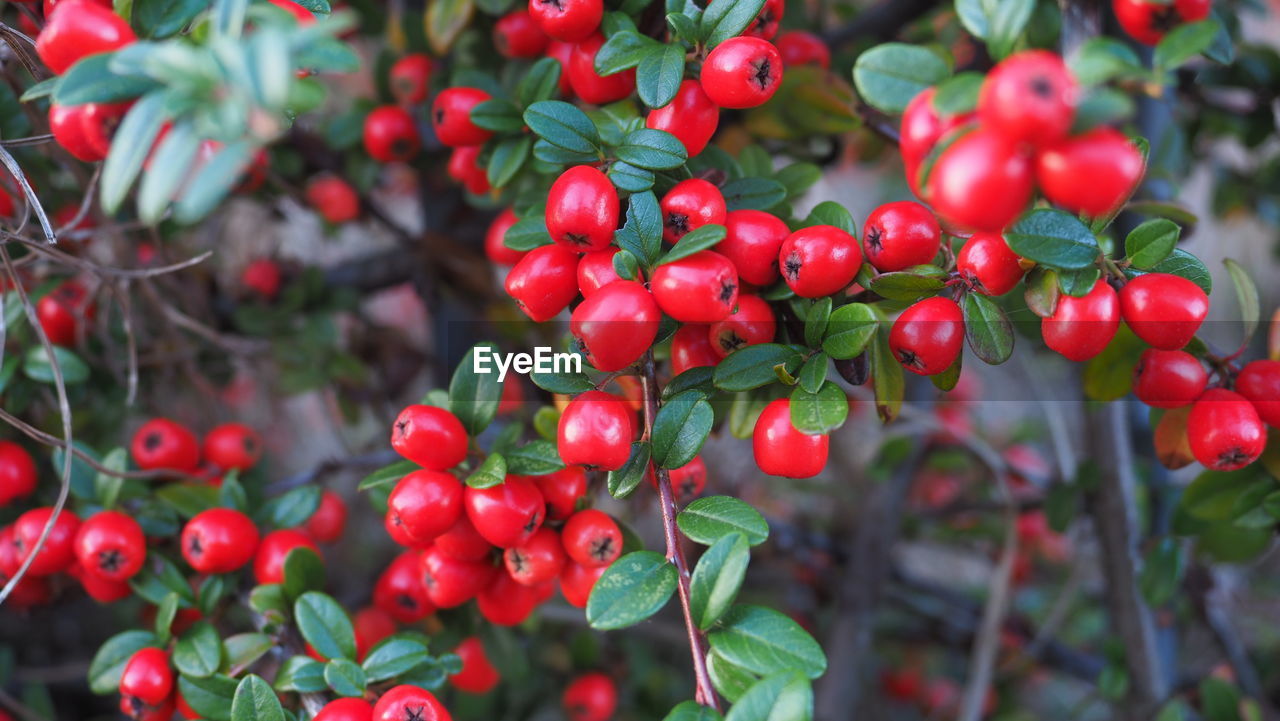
top-left (242, 436), bottom-right (257, 455)
top-left (523, 511), bottom-right (543, 534)
top-left (98, 548), bottom-right (124, 573)
top-left (590, 535), bottom-right (615, 561)
top-left (679, 479), bottom-right (697, 500)
top-left (897, 348), bottom-right (924, 369)
top-left (394, 419), bottom-right (411, 439)
top-left (434, 108), bottom-right (445, 125)
top-left (665, 212), bottom-right (690, 237)
top-left (396, 593), bottom-right (418, 610)
top-left (391, 138), bottom-right (414, 159)
top-left (751, 58), bottom-right (774, 91)
top-left (143, 431), bottom-right (164, 452)
top-left (187, 533), bottom-right (203, 557)
top-left (538, 0), bottom-right (566, 11)
top-left (564, 232), bottom-right (591, 247)
top-left (1029, 76), bottom-right (1053, 98)
top-left (783, 253), bottom-right (802, 281)
top-left (865, 225), bottom-right (883, 252)
top-left (421, 568), bottom-right (436, 588)
top-left (1151, 6), bottom-right (1184, 32)
top-left (508, 549), bottom-right (528, 574)
top-left (718, 330), bottom-right (746, 353)
top-left (1218, 447), bottom-right (1253, 468)
top-left (405, 705), bottom-right (428, 721)
top-left (719, 278), bottom-right (737, 304)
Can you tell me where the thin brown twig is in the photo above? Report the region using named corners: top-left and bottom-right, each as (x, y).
top-left (0, 134), bottom-right (53, 148)
top-left (4, 234), bottom-right (214, 279)
top-left (639, 350), bottom-right (720, 711)
top-left (0, 144), bottom-right (54, 244)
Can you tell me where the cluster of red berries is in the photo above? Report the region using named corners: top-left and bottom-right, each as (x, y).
top-left (904, 50), bottom-right (1144, 232)
top-left (362, 55), bottom-right (431, 166)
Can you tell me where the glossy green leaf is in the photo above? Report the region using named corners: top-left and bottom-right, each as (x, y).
top-left (721, 177), bottom-right (787, 211)
top-left (88, 631), bottom-right (156, 695)
top-left (713, 343), bottom-right (802, 391)
top-left (637, 43), bottom-right (685, 109)
top-left (230, 675), bottom-right (285, 721)
top-left (586, 551), bottom-right (678, 630)
top-left (852, 43), bottom-right (951, 114)
top-left (616, 128), bottom-right (688, 170)
top-left (178, 674), bottom-right (237, 721)
top-left (652, 391), bottom-right (714, 469)
top-left (677, 496), bottom-right (769, 546)
top-left (173, 622), bottom-right (223, 678)
top-left (963, 292), bottom-right (1013, 365)
top-left (607, 442), bottom-right (652, 499)
top-left (361, 635), bottom-right (432, 682)
top-left (699, 0), bottom-right (766, 47)
top-left (294, 592), bottom-right (356, 661)
top-left (788, 383), bottom-right (847, 435)
top-left (449, 342), bottom-right (503, 436)
top-left (465, 453), bottom-right (507, 489)
top-left (1223, 259), bottom-right (1259, 345)
top-left (507, 439), bottom-right (566, 475)
top-left (690, 533), bottom-right (750, 629)
top-left (1124, 219), bottom-right (1179, 269)
top-left (708, 605), bottom-right (827, 679)
top-left (660, 224), bottom-right (727, 265)
top-left (523, 100), bottom-right (601, 155)
top-left (1004, 210), bottom-right (1100, 270)
top-left (324, 659), bottom-right (366, 697)
top-left (723, 672), bottom-right (813, 721)
top-left (356, 459), bottom-right (417, 491)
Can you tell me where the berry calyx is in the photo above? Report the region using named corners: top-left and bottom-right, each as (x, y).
top-left (1187, 389), bottom-right (1266, 471)
top-left (753, 398), bottom-right (829, 478)
top-left (370, 685), bottom-right (451, 721)
top-left (528, 0), bottom-right (603, 43)
top-left (1118, 273), bottom-right (1208, 350)
top-left (700, 37), bottom-right (784, 109)
top-left (504, 526), bottom-right (566, 585)
top-left (558, 391), bottom-right (633, 471)
top-left (363, 106), bottom-right (421, 163)
top-left (778, 224), bottom-right (862, 298)
top-left (862, 201), bottom-right (942, 272)
top-left (202, 422), bottom-right (262, 471)
top-left (560, 509), bottom-right (622, 567)
top-left (650, 250), bottom-right (740, 322)
top-left (708, 294), bottom-right (776, 357)
top-left (390, 404), bottom-right (469, 471)
top-left (73, 510), bottom-right (145, 582)
top-left (373, 550), bottom-right (434, 623)
top-left (660, 178), bottom-right (727, 245)
top-left (131, 417), bottom-right (201, 472)
top-left (120, 647), bottom-right (172, 706)
top-left (889, 296), bottom-right (965, 376)
top-left (546, 165), bottom-right (619, 252)
top-left (1113, 0), bottom-right (1212, 45)
top-left (956, 232), bottom-right (1025, 296)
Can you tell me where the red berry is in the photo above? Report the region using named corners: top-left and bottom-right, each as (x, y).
top-left (253, 529), bottom-right (320, 585)
top-left (708, 294), bottom-right (776, 357)
top-left (485, 208), bottom-right (527, 266)
top-left (305, 490), bottom-right (348, 544)
top-left (79, 101), bottom-right (131, 158)
top-left (1041, 279), bottom-right (1119, 362)
top-left (570, 280), bottom-right (660, 372)
top-left (13, 506), bottom-right (80, 576)
top-left (577, 247), bottom-right (640, 297)
top-left (120, 647), bottom-right (172, 706)
top-left (434, 513), bottom-right (497, 562)
top-left (36, 0), bottom-right (136, 75)
top-left (464, 475), bottom-right (545, 549)
top-left (661, 179), bottom-right (727, 245)
top-left (364, 106), bottom-right (421, 163)
top-left (1236, 360), bottom-right (1280, 427)
top-left (645, 80), bottom-right (720, 157)
top-left (371, 685), bottom-right (451, 721)
top-left (666, 456), bottom-right (708, 501)
top-left (752, 398), bottom-right (828, 478)
top-left (504, 526), bottom-right (566, 585)
top-left (447, 145), bottom-right (490, 195)
top-left (419, 545), bottom-right (496, 608)
top-left (77, 566), bottom-right (132, 603)
top-left (0, 441), bottom-right (37, 506)
top-left (389, 54), bottom-right (433, 105)
top-left (181, 508), bottom-right (259, 574)
top-left (120, 695), bottom-right (174, 721)
top-left (563, 673), bottom-right (618, 721)
top-left (354, 606), bottom-right (397, 660)
top-left (388, 470), bottom-right (465, 545)
top-left (900, 88), bottom-right (975, 197)
top-left (977, 50), bottom-right (1078, 148)
top-left (505, 243), bottom-right (581, 321)
top-left (559, 558), bottom-right (607, 607)
top-left (926, 128), bottom-right (1034, 232)
top-left (1119, 273), bottom-right (1208, 350)
top-left (390, 404), bottom-right (469, 470)
top-left (547, 41), bottom-right (577, 97)
top-left (477, 567), bottom-right (551, 625)
top-left (74, 510), bottom-right (145, 582)
top-left (242, 259), bottom-right (281, 299)
top-left (700, 37), bottom-right (783, 109)
top-left (267, 0), bottom-right (313, 22)
top-left (671, 323), bottom-right (722, 375)
top-left (315, 697), bottom-right (375, 721)
top-left (779, 225), bottom-right (862, 298)
top-left (561, 509), bottom-right (622, 568)
top-left (494, 10), bottom-right (549, 58)
top-left (202, 422), bottom-right (262, 471)
top-left (431, 87), bottom-right (494, 148)
top-left (956, 232), bottom-right (1024, 296)
top-left (1036, 127), bottom-right (1144, 218)
top-left (862, 201), bottom-right (942, 272)
top-left (132, 418), bottom-right (201, 472)
top-left (528, 0), bottom-right (602, 43)
top-left (1187, 389), bottom-right (1266, 471)
top-left (451, 637), bottom-right (500, 694)
top-left (374, 550), bottom-right (434, 623)
top-left (49, 104), bottom-right (104, 162)
top-left (742, 0), bottom-right (784, 38)
top-left (776, 30), bottom-right (829, 68)
top-left (720, 209), bottom-right (789, 286)
top-left (1113, 0), bottom-right (1211, 45)
top-left (36, 279), bottom-right (95, 347)
top-left (531, 465), bottom-right (588, 521)
top-left (558, 391), bottom-right (633, 471)
top-left (1132, 349), bottom-right (1208, 409)
top-left (547, 165), bottom-right (619, 252)
top-left (889, 296), bottom-right (965, 376)
top-left (568, 33), bottom-right (636, 105)
top-left (650, 250), bottom-right (740, 322)
top-left (305, 175), bottom-right (361, 224)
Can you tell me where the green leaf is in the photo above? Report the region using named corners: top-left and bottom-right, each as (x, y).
top-left (450, 342), bottom-right (502, 436)
top-left (1124, 219), bottom-right (1180, 269)
top-left (802, 202), bottom-right (855, 235)
top-left (179, 674), bottom-right (238, 721)
top-left (293, 592), bottom-right (356, 661)
top-left (963, 292), bottom-right (1014, 365)
top-left (518, 57), bottom-right (562, 106)
top-left (699, 0), bottom-right (766, 47)
top-left (677, 496), bottom-right (769, 546)
top-left (797, 353), bottom-right (827, 394)
top-left (356, 459), bottom-right (417, 491)
top-left (775, 163), bottom-right (821, 199)
top-left (523, 101), bottom-right (601, 155)
top-left (1004, 209), bottom-right (1100, 270)
top-left (504, 216), bottom-right (553, 251)
top-left (660, 224), bottom-right (727, 265)
top-left (262, 484), bottom-right (321, 528)
top-left (507, 439), bottom-right (566, 475)
top-left (803, 299), bottom-right (833, 349)
top-left (852, 43), bottom-right (951, 114)
top-left (713, 343), bottom-right (802, 392)
top-left (324, 659), bottom-right (366, 697)
top-left (954, 0), bottom-right (989, 38)
top-left (1182, 468), bottom-right (1270, 521)
top-left (1124, 200), bottom-right (1198, 226)
top-left (1082, 325), bottom-right (1143, 401)
top-left (530, 368), bottom-right (594, 394)
top-left (594, 30), bottom-right (657, 74)
top-left (708, 605), bottom-right (827, 679)
top-left (465, 453), bottom-right (507, 489)
top-left (721, 177), bottom-right (787, 212)
top-left (230, 675), bottom-right (285, 721)
top-left (272, 656), bottom-right (325, 693)
top-left (19, 77), bottom-right (59, 103)
top-left (155, 483), bottom-right (220, 518)
top-left (612, 249), bottom-right (641, 280)
top-left (223, 634), bottom-right (273, 675)
top-left (88, 631), bottom-right (156, 694)
top-left (1204, 10), bottom-right (1234, 64)
top-left (154, 593), bottom-right (179, 644)
top-left (133, 0), bottom-right (207, 37)
top-left (607, 442), bottom-right (652, 499)
top-left (822, 303), bottom-right (878, 360)
top-left (788, 383), bottom-right (847, 435)
top-left (1068, 37), bottom-right (1142, 86)
top-left (608, 161), bottom-right (655, 192)
top-left (985, 0), bottom-right (1035, 59)
top-left (690, 533), bottom-right (750, 630)
top-left (53, 53), bottom-right (159, 105)
top-left (1223, 259), bottom-right (1259, 345)
top-left (616, 128), bottom-right (688, 170)
top-left (708, 649), bottom-right (760, 702)
top-left (586, 551), bottom-right (678, 630)
top-left (174, 622), bottom-right (223, 678)
top-left (282, 546), bottom-right (325, 601)
top-left (469, 98), bottom-right (525, 133)
top-left (1138, 537), bottom-right (1184, 607)
top-left (637, 43), bottom-right (685, 109)
top-left (1070, 87), bottom-right (1135, 134)
top-left (425, 0), bottom-right (473, 54)
top-left (664, 700), bottom-right (725, 721)
top-left (487, 136), bottom-right (532, 188)
top-left (1199, 677), bottom-right (1243, 721)
top-left (723, 672), bottom-right (813, 721)
top-left (869, 328), bottom-right (904, 423)
top-left (173, 140), bottom-right (258, 223)
top-left (652, 391), bottom-right (715, 469)
top-left (361, 635), bottom-right (432, 682)
top-left (931, 71), bottom-right (983, 114)
top-left (868, 272), bottom-right (945, 301)
top-left (617, 191), bottom-right (664, 265)
top-left (1129, 248), bottom-right (1212, 295)
top-left (22, 345), bottom-right (90, 384)
top-left (1154, 19), bottom-right (1221, 71)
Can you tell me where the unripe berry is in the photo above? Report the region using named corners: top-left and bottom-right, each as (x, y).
top-left (977, 50), bottom-right (1078, 148)
top-left (1118, 273), bottom-right (1208, 350)
top-left (1041, 279), bottom-right (1119, 362)
top-left (1132, 349), bottom-right (1208, 409)
top-left (363, 106), bottom-right (421, 163)
top-left (547, 165), bottom-right (619, 252)
top-left (450, 637), bottom-right (500, 694)
top-left (181, 508), bottom-right (259, 574)
top-left (753, 398), bottom-right (828, 478)
top-left (956, 232), bottom-right (1024, 296)
top-left (862, 201), bottom-right (942, 272)
top-left (700, 37), bottom-right (783, 109)
top-left (570, 280), bottom-right (660, 371)
top-left (708, 294), bottom-right (776, 357)
top-left (889, 296), bottom-right (965, 376)
top-left (779, 225), bottom-right (862, 298)
top-left (561, 509), bottom-right (622, 567)
top-left (390, 405), bottom-right (469, 470)
top-left (504, 244), bottom-right (581, 321)
top-left (651, 250), bottom-right (740, 323)
top-left (464, 475), bottom-right (546, 549)
top-left (558, 391), bottom-right (633, 471)
top-left (1235, 360), bottom-right (1280, 427)
top-left (661, 178), bottom-right (726, 245)
top-left (1187, 389), bottom-right (1266, 471)
top-left (1036, 128), bottom-right (1144, 218)
top-left (563, 673), bottom-right (618, 721)
top-left (645, 80), bottom-right (720, 157)
top-left (431, 87), bottom-right (494, 148)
